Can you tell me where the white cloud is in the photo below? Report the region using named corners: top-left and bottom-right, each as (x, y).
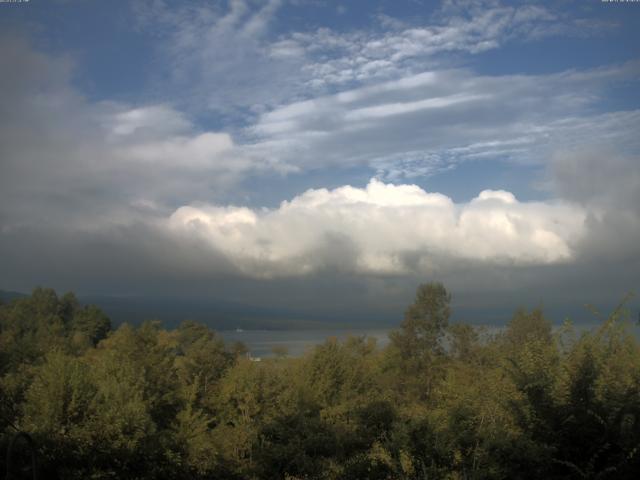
top-left (343, 92), bottom-right (489, 121)
top-left (117, 0), bottom-right (638, 190)
top-left (118, 1), bottom-right (637, 185)
top-left (132, 0), bottom-right (297, 114)
top-left (131, 0), bottom-right (602, 118)
top-left (106, 105), bottom-right (192, 138)
top-left (168, 179), bottom-right (586, 278)
top-left (117, 132), bottom-right (236, 168)
top-left (279, 1), bottom-right (600, 91)
top-left (245, 62), bottom-right (640, 177)
top-left (123, 1), bottom-right (636, 186)
top-left (0, 37), bottom-right (265, 230)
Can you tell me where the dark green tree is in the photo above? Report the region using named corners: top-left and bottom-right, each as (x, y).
top-left (388, 282), bottom-right (451, 399)
top-left (391, 282), bottom-right (451, 358)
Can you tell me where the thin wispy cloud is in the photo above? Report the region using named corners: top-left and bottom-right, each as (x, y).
top-left (132, 0), bottom-right (607, 113)
top-left (246, 63), bottom-right (640, 178)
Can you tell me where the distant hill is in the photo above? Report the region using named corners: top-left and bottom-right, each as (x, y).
top-left (0, 289), bottom-right (28, 303)
top-left (0, 288), bottom-right (391, 330)
top-left (80, 294), bottom-right (392, 331)
top-left (3, 288), bottom-right (635, 331)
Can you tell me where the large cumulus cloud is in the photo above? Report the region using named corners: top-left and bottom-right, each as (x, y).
top-left (168, 179), bottom-right (585, 278)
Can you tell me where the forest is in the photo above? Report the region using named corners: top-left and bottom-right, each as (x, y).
top-left (1, 284), bottom-right (639, 479)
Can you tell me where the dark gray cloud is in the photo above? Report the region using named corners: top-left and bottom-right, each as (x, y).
top-left (551, 149), bottom-right (640, 210)
top-left (548, 149), bottom-right (640, 267)
top-left (0, 35), bottom-right (265, 230)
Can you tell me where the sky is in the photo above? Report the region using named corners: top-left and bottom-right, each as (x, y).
top-left (1, 0), bottom-right (639, 325)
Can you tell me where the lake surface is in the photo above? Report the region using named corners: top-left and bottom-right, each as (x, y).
top-left (219, 322), bottom-right (640, 358)
top-left (219, 328), bottom-right (392, 358)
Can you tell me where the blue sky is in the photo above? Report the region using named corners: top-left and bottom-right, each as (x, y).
top-left (1, 0), bottom-right (639, 322)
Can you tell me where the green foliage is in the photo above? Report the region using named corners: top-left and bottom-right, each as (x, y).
top-left (387, 282), bottom-right (451, 401)
top-left (1, 286), bottom-right (640, 479)
top-left (391, 282), bottom-right (451, 361)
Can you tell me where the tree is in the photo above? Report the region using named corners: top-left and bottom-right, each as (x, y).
top-left (19, 351), bottom-right (96, 477)
top-left (388, 282), bottom-right (451, 399)
top-left (391, 282), bottom-right (451, 359)
top-left (4, 286), bottom-right (640, 479)
top-left (447, 323), bottom-right (479, 363)
top-left (504, 307), bottom-right (552, 348)
top-left (70, 304), bottom-right (111, 346)
top-left (174, 320), bottom-right (235, 413)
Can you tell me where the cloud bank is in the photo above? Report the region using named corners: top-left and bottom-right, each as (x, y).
top-left (168, 179), bottom-right (585, 278)
top-left (0, 36), bottom-right (266, 231)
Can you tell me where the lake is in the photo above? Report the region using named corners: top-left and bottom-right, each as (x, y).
top-left (219, 321), bottom-right (640, 358)
top-left (219, 328), bottom-right (392, 358)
